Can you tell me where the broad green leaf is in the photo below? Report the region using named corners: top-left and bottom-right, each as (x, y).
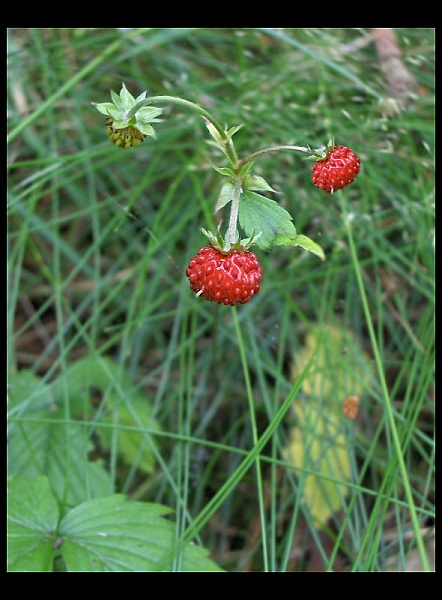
top-left (8, 370), bottom-right (60, 476)
top-left (97, 395), bottom-right (159, 475)
top-left (59, 495), bottom-right (224, 572)
top-left (45, 422), bottom-right (114, 508)
top-left (7, 475), bottom-right (59, 572)
top-left (52, 356), bottom-right (161, 475)
top-left (239, 190), bottom-right (297, 250)
top-left (8, 479), bottom-right (224, 573)
top-left (8, 369), bottom-right (114, 507)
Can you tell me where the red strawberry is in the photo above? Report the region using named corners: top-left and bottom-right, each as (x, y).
top-left (312, 144), bottom-right (360, 193)
top-left (186, 246), bottom-right (262, 306)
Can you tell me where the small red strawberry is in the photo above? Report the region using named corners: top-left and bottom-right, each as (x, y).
top-left (186, 246), bottom-right (263, 306)
top-left (311, 144), bottom-right (360, 193)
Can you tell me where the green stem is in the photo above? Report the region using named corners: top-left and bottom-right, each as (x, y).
top-left (232, 307), bottom-right (269, 571)
top-left (225, 179), bottom-right (242, 249)
top-left (141, 96), bottom-right (241, 168)
top-left (238, 144), bottom-right (311, 168)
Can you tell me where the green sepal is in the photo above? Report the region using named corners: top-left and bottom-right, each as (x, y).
top-left (93, 102), bottom-right (116, 116)
top-left (212, 166), bottom-right (236, 178)
top-left (136, 123), bottom-right (156, 138)
top-left (202, 117), bottom-right (224, 147)
top-left (225, 124), bottom-right (243, 140)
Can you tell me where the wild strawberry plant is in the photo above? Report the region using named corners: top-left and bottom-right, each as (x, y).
top-left (94, 84), bottom-right (361, 305)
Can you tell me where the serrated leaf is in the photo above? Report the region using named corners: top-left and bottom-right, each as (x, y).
top-left (7, 475), bottom-right (59, 572)
top-left (8, 479), bottom-right (224, 573)
top-left (59, 495), bottom-right (224, 572)
top-left (239, 191), bottom-right (297, 251)
top-left (295, 234), bottom-right (325, 261)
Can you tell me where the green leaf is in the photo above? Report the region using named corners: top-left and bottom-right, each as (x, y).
top-left (52, 356), bottom-right (161, 475)
top-left (7, 479), bottom-right (224, 572)
top-left (7, 475), bottom-right (59, 572)
top-left (59, 495), bottom-right (224, 572)
top-left (242, 173), bottom-right (278, 193)
top-left (239, 191), bottom-right (297, 251)
top-left (8, 371), bottom-right (114, 508)
top-left (294, 233), bottom-right (325, 261)
top-left (203, 117), bottom-right (224, 147)
top-left (8, 371), bottom-right (60, 477)
top-left (225, 124), bottom-right (243, 139)
top-left (214, 180), bottom-right (235, 213)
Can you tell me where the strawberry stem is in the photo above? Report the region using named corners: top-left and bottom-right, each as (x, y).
top-left (225, 179), bottom-right (242, 249)
top-left (238, 144), bottom-right (312, 168)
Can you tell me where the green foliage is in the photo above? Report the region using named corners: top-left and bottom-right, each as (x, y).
top-left (8, 28), bottom-right (434, 572)
top-left (8, 476), bottom-right (223, 572)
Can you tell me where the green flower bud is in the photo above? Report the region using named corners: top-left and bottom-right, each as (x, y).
top-left (93, 83), bottom-right (163, 149)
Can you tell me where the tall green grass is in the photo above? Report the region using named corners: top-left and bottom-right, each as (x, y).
top-left (8, 28), bottom-right (434, 571)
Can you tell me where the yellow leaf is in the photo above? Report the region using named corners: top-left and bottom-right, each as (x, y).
top-left (291, 324), bottom-right (372, 402)
top-left (283, 323), bottom-right (373, 527)
top-left (284, 398), bottom-right (351, 527)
